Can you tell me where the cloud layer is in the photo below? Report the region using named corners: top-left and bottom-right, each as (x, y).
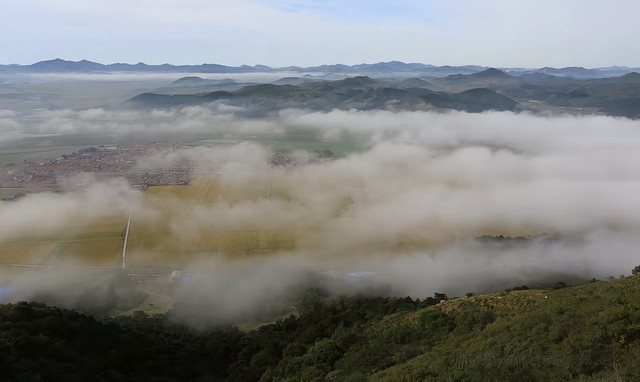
top-left (2, 109), bottom-right (640, 324)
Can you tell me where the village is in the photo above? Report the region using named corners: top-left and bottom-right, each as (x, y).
top-left (0, 143), bottom-right (190, 198)
top-left (0, 142), bottom-right (309, 200)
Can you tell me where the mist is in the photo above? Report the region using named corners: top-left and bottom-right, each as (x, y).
top-left (2, 108), bottom-right (640, 325)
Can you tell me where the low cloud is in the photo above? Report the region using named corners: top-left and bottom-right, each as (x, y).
top-left (2, 109), bottom-right (640, 325)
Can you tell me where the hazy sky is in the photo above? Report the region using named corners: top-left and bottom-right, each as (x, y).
top-left (2, 0), bottom-right (639, 68)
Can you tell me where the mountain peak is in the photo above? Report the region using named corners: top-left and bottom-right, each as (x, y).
top-left (472, 67), bottom-right (511, 78)
top-left (29, 58), bottom-right (105, 72)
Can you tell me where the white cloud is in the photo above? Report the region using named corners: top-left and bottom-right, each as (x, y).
top-left (3, 109), bottom-right (640, 323)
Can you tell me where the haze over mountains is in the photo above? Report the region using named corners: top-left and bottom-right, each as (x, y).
top-left (125, 67), bottom-right (640, 119)
top-left (2, 58), bottom-right (639, 78)
top-left (3, 59), bottom-right (640, 118)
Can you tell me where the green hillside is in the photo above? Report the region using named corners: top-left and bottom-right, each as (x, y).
top-left (125, 75), bottom-right (523, 114)
top-left (125, 70), bottom-right (640, 118)
top-left (2, 272), bottom-right (640, 381)
top-left (377, 276), bottom-right (640, 381)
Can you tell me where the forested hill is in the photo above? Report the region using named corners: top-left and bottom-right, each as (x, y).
top-left (125, 71), bottom-right (640, 118)
top-left (2, 272), bottom-right (640, 381)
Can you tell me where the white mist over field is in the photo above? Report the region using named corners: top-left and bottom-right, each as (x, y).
top-left (2, 109), bottom-right (640, 324)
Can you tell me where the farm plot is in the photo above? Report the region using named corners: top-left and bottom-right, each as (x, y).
top-left (125, 178), bottom-right (300, 267)
top-left (0, 175), bottom-right (306, 268)
top-left (0, 216), bottom-right (126, 266)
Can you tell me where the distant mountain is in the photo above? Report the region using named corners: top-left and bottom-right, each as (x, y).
top-left (272, 77), bottom-right (318, 85)
top-left (397, 78), bottom-right (434, 88)
top-left (126, 75), bottom-right (522, 114)
top-left (3, 59), bottom-right (638, 117)
top-left (29, 58), bottom-right (105, 72)
top-left (423, 88), bottom-right (521, 113)
top-left (442, 68), bottom-right (518, 88)
top-left (537, 66), bottom-right (600, 79)
top-left (0, 58), bottom-right (272, 74)
top-left (171, 76), bottom-right (237, 86)
top-left (3, 59), bottom-right (639, 79)
top-left (124, 70), bottom-right (640, 118)
top-left (508, 66), bottom-right (640, 79)
top-left (470, 68), bottom-right (513, 79)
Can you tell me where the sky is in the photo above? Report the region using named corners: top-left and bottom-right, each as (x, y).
top-left (2, 0), bottom-right (639, 68)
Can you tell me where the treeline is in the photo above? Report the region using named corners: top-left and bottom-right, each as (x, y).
top-left (0, 292), bottom-right (436, 381)
top-left (3, 276), bottom-right (640, 381)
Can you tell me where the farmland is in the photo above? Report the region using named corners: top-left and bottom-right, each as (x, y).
top-left (194, 136), bottom-right (360, 158)
top-left (0, 215), bottom-right (126, 266)
top-left (0, 176), bottom-right (302, 269)
top-left (125, 178), bottom-right (300, 268)
top-left (0, 133), bottom-right (342, 270)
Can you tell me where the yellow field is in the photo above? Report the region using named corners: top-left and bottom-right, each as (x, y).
top-left (145, 177), bottom-right (282, 204)
top-left (126, 177), bottom-right (299, 267)
top-left (0, 216), bottom-right (126, 266)
top-left (0, 177), bottom-right (301, 268)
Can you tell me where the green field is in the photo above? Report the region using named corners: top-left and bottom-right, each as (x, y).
top-left (0, 154), bottom-right (22, 166)
top-left (0, 188), bottom-right (22, 198)
top-left (194, 135), bottom-right (362, 158)
top-left (0, 145), bottom-right (95, 164)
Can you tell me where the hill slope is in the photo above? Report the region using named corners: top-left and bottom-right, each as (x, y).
top-left (125, 70), bottom-right (640, 118)
top-left (2, 272), bottom-right (640, 381)
top-left (126, 76), bottom-right (522, 114)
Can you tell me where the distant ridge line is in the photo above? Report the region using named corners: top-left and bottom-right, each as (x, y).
top-left (1, 59), bottom-right (639, 78)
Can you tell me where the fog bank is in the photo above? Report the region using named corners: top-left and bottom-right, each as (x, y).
top-left (2, 110), bottom-right (640, 324)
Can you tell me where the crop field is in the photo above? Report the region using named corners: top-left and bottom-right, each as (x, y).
top-left (194, 135), bottom-right (361, 158)
top-left (126, 178), bottom-right (299, 267)
top-left (0, 188), bottom-right (22, 198)
top-left (0, 144), bottom-right (96, 164)
top-left (0, 171), bottom-right (453, 269)
top-left (0, 177), bottom-right (304, 268)
top-left (0, 216), bottom-right (126, 266)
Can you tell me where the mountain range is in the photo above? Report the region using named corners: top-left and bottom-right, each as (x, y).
top-left (2, 59), bottom-right (638, 118)
top-left (126, 69), bottom-right (640, 118)
top-left (2, 58), bottom-right (640, 79)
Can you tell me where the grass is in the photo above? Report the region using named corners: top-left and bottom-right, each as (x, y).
top-left (193, 135), bottom-right (363, 158)
top-left (0, 145), bottom-right (91, 163)
top-left (0, 154), bottom-right (22, 166)
top-left (371, 275), bottom-right (640, 380)
top-left (253, 139), bottom-right (360, 158)
top-left (0, 188), bottom-right (22, 198)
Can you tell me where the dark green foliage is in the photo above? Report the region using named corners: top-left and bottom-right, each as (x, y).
top-left (419, 310), bottom-right (455, 334)
top-left (4, 276), bottom-right (640, 381)
top-left (0, 302), bottom-right (243, 381)
top-left (453, 306), bottom-right (496, 334)
top-left (0, 295), bottom-right (435, 381)
top-left (553, 281), bottom-right (569, 289)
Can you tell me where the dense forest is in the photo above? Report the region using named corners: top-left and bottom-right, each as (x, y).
top-left (2, 272), bottom-right (640, 381)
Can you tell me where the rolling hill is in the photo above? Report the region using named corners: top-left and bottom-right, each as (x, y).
top-left (125, 69), bottom-right (640, 117)
top-left (2, 272), bottom-right (640, 381)
top-left (125, 75), bottom-right (523, 114)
